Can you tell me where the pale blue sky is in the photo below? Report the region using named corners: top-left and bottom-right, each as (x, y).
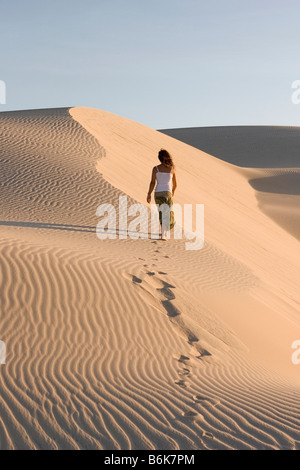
top-left (1, 0), bottom-right (300, 128)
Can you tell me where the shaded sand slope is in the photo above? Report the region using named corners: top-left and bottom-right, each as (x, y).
top-left (0, 108), bottom-right (299, 450)
top-left (158, 126), bottom-right (300, 168)
top-left (247, 168), bottom-right (300, 241)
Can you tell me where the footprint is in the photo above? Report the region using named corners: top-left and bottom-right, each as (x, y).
top-left (175, 354), bottom-right (190, 363)
top-left (181, 411), bottom-right (198, 418)
top-left (146, 271), bottom-right (155, 276)
top-left (175, 379), bottom-right (188, 388)
top-left (162, 300), bottom-right (181, 317)
top-left (202, 431), bottom-right (214, 439)
top-left (177, 368), bottom-right (190, 376)
top-left (158, 282), bottom-right (176, 306)
top-left (132, 275), bottom-right (142, 284)
top-left (158, 271), bottom-right (167, 275)
top-left (186, 331), bottom-right (199, 344)
top-left (193, 395), bottom-right (220, 407)
top-left (194, 347), bottom-right (212, 358)
top-left (193, 395), bottom-right (206, 402)
top-left (160, 280), bottom-right (176, 293)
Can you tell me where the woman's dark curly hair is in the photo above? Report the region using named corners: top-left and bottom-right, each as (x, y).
top-left (158, 149), bottom-right (175, 169)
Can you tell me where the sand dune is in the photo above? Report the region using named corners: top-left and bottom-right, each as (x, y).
top-left (0, 107), bottom-right (300, 449)
top-left (158, 125), bottom-right (300, 168)
top-left (247, 168), bottom-right (300, 241)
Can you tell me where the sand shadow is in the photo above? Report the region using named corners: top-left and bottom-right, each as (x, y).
top-left (0, 220), bottom-right (96, 233)
top-left (0, 220), bottom-right (160, 238)
top-left (249, 173), bottom-right (300, 195)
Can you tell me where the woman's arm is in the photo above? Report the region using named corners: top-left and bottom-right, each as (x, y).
top-left (147, 168), bottom-right (157, 203)
top-left (172, 172), bottom-right (177, 197)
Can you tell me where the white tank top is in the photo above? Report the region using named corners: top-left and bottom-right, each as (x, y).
top-left (155, 166), bottom-right (173, 193)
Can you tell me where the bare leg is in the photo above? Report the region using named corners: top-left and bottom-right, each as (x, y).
top-left (161, 223), bottom-right (169, 241)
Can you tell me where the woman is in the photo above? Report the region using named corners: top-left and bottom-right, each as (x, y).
top-left (147, 149), bottom-right (177, 240)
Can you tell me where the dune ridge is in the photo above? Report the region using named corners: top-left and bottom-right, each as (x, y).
top-left (0, 107), bottom-right (299, 449)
